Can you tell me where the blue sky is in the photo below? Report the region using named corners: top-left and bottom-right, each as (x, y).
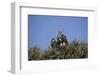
top-left (28, 15), bottom-right (88, 50)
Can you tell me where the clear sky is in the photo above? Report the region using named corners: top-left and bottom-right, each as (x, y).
top-left (28, 15), bottom-right (88, 50)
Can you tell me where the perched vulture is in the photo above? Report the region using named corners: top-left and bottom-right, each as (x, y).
top-left (51, 38), bottom-right (58, 48)
top-left (51, 32), bottom-right (68, 48)
top-left (57, 33), bottom-right (68, 46)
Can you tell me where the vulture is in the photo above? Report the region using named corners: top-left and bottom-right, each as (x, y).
top-left (57, 32), bottom-right (68, 47)
top-left (51, 38), bottom-right (58, 48)
top-left (51, 31), bottom-right (68, 48)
